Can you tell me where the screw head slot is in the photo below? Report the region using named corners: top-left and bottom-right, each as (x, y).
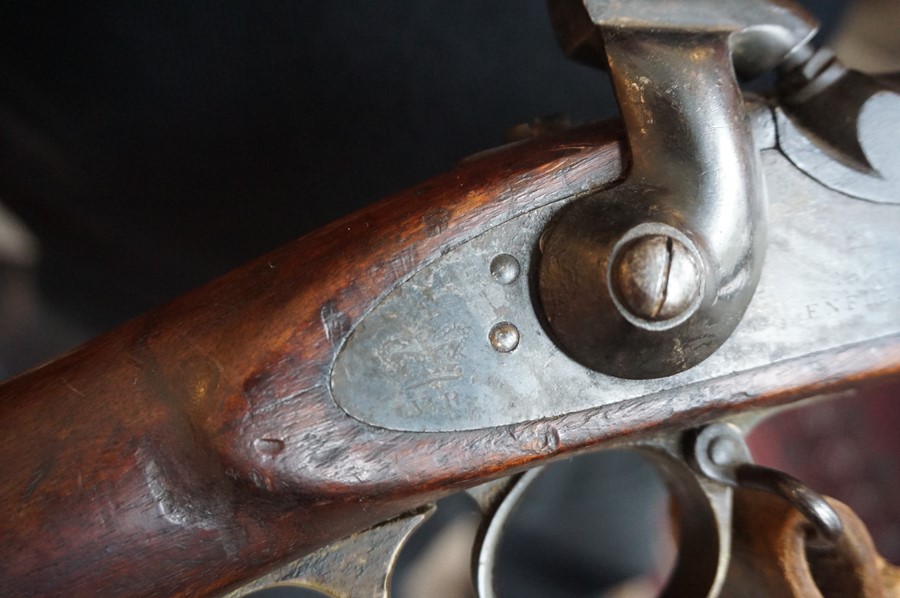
top-left (611, 234), bottom-right (702, 323)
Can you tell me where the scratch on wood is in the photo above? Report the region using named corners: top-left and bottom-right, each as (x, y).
top-left (387, 247), bottom-right (417, 282)
top-left (22, 461), bottom-right (50, 500)
top-left (320, 300), bottom-right (350, 350)
top-left (124, 352), bottom-right (145, 369)
top-left (61, 378), bottom-right (85, 398)
top-left (422, 207), bottom-right (451, 237)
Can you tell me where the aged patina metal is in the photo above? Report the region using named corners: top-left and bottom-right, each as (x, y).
top-left (691, 423), bottom-right (844, 544)
top-left (470, 430), bottom-right (741, 598)
top-left (331, 124), bottom-right (900, 431)
top-left (470, 419), bottom-right (883, 597)
top-left (610, 233), bottom-right (703, 323)
top-left (488, 254), bottom-right (521, 285)
top-left (330, 0), bottom-right (899, 432)
top-left (225, 507), bottom-right (433, 598)
top-left (237, 0), bottom-right (900, 589)
top-left (537, 0), bottom-right (816, 379)
top-left (242, 421), bottom-right (890, 597)
top-left (776, 45), bottom-right (900, 205)
top-left (469, 469), bottom-right (544, 598)
top-left (487, 322), bottom-right (520, 353)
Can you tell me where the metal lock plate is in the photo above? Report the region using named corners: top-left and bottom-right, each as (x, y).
top-left (331, 137), bottom-right (900, 431)
top-left (331, 1), bottom-right (898, 432)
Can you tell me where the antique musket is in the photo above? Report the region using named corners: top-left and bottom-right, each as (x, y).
top-left (3, 0), bottom-right (900, 596)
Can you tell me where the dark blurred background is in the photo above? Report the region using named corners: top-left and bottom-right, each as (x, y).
top-left (1, 1), bottom-right (897, 596)
top-left (0, 0), bottom-right (848, 347)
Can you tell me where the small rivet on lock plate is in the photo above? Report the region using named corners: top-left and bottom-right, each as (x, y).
top-left (490, 254), bottom-right (520, 285)
top-left (489, 322), bottom-right (520, 353)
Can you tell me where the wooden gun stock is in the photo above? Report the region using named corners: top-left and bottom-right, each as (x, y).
top-left (1, 119), bottom-right (898, 597)
top-left (1, 124), bottom-right (627, 596)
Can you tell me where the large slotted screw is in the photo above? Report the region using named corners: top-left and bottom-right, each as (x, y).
top-left (612, 234), bottom-right (702, 322)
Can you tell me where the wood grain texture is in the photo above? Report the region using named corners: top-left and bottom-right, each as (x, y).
top-left (0, 124), bottom-right (627, 597)
top-left (1, 120), bottom-right (899, 597)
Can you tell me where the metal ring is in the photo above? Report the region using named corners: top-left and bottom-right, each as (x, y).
top-left (691, 422), bottom-right (843, 544)
top-left (735, 463), bottom-right (843, 543)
